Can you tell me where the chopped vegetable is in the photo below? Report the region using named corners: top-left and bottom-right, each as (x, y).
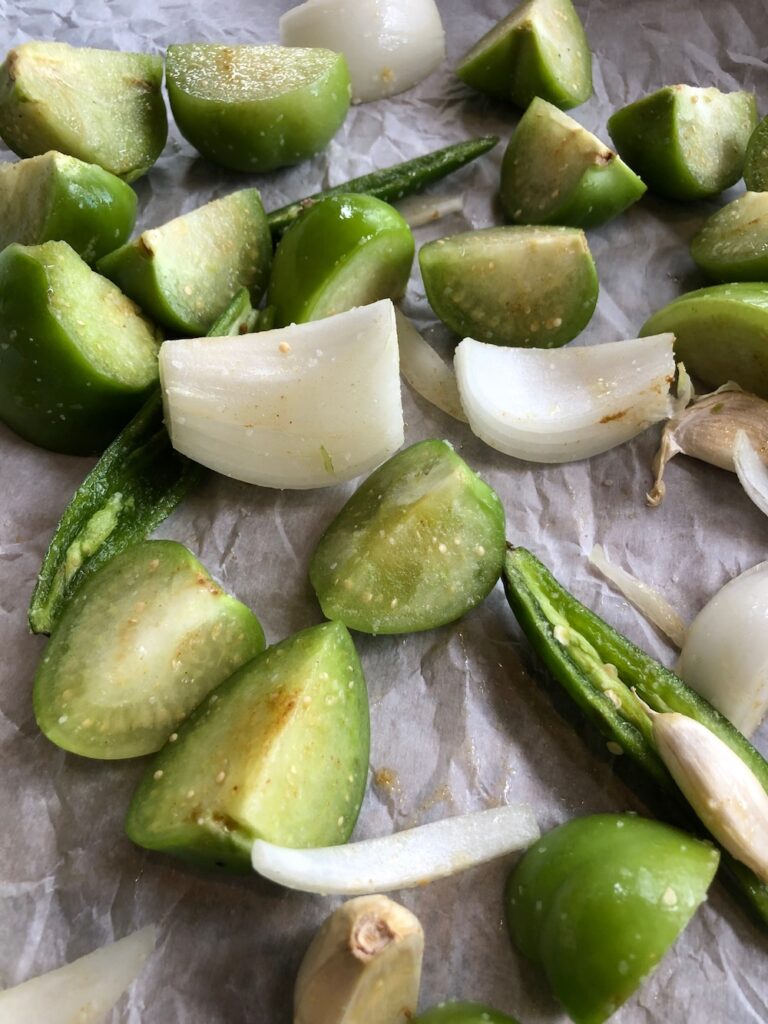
top-left (0, 925), bottom-right (157, 1024)
top-left (309, 439), bottom-right (506, 634)
top-left (414, 1004), bottom-right (520, 1024)
top-left (252, 802), bottom-right (540, 893)
top-left (0, 42), bottom-right (167, 181)
top-left (267, 194), bottom-right (414, 327)
top-left (395, 310), bottom-right (467, 422)
top-left (98, 189), bottom-right (272, 335)
top-left (690, 192), bottom-right (768, 281)
top-left (280, 0), bottom-right (445, 104)
top-left (744, 114), bottom-right (768, 192)
top-left (34, 540), bottom-right (265, 759)
top-left (126, 621), bottom-right (370, 871)
top-left (608, 85), bottom-right (758, 201)
top-left (395, 192), bottom-right (464, 229)
top-left (640, 284), bottom-right (768, 399)
top-left (500, 98), bottom-right (646, 228)
top-left (734, 429), bottom-right (768, 518)
top-left (456, 0), bottom-right (592, 110)
top-left (677, 560), bottom-right (768, 736)
top-left (165, 44), bottom-right (350, 173)
top-left (160, 299), bottom-right (404, 489)
top-left (0, 239), bottom-right (161, 455)
top-left (506, 814), bottom-right (719, 1024)
top-left (454, 333), bottom-right (675, 463)
top-left (419, 226), bottom-right (598, 347)
top-left (294, 896), bottom-right (423, 1024)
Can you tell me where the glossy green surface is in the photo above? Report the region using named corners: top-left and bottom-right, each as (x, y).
top-left (126, 621), bottom-right (370, 871)
top-left (310, 440), bottom-right (506, 635)
top-left (415, 1003), bottom-right (520, 1024)
top-left (500, 98), bottom-right (645, 228)
top-left (98, 189), bottom-right (272, 335)
top-left (608, 85), bottom-right (757, 201)
top-left (0, 240), bottom-right (161, 454)
top-left (34, 541), bottom-right (265, 759)
top-left (166, 44), bottom-right (350, 173)
top-left (691, 192), bottom-right (768, 281)
top-left (457, 0), bottom-right (592, 110)
top-left (506, 814), bottom-right (719, 1024)
top-left (0, 152), bottom-right (136, 263)
top-left (640, 283), bottom-right (768, 397)
top-left (268, 194), bottom-right (414, 326)
top-left (744, 115), bottom-right (768, 192)
top-left (0, 42), bottom-right (167, 182)
top-left (419, 226), bottom-right (597, 347)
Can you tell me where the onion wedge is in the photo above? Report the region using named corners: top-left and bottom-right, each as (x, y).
top-left (454, 334), bottom-right (676, 463)
top-left (396, 309), bottom-right (467, 422)
top-left (251, 803), bottom-right (540, 894)
top-left (0, 925), bottom-right (157, 1024)
top-left (280, 0), bottom-right (446, 104)
top-left (396, 192), bottom-right (465, 228)
top-left (160, 299), bottom-right (404, 490)
top-left (734, 429), bottom-right (768, 518)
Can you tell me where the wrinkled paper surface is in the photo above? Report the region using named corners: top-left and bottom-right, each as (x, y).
top-left (2, 1), bottom-right (768, 1020)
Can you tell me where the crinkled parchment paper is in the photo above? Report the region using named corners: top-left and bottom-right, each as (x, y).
top-left (1, 1), bottom-right (768, 1020)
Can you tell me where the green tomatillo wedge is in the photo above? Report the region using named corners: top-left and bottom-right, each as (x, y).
top-left (640, 283), bottom-right (768, 398)
top-left (0, 42), bottom-right (167, 182)
top-left (97, 190), bottom-right (272, 335)
top-left (166, 43), bottom-right (350, 174)
top-left (507, 814), bottom-right (719, 1024)
top-left (0, 152), bottom-right (136, 263)
top-left (125, 620), bottom-right (370, 872)
top-left (419, 226), bottom-right (597, 347)
top-left (745, 115), bottom-right (768, 192)
top-left (0, 240), bottom-right (161, 454)
top-left (607, 85), bottom-right (757, 201)
top-left (456, 0), bottom-right (592, 111)
top-left (268, 194), bottom-right (414, 326)
top-left (309, 440), bottom-right (506, 635)
top-left (500, 98), bottom-right (646, 228)
top-left (415, 1003), bottom-right (520, 1024)
top-left (33, 540), bottom-right (265, 760)
top-left (690, 192), bottom-right (768, 281)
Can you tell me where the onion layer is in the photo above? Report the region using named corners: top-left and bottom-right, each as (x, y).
top-left (160, 300), bottom-right (404, 490)
top-left (396, 309), bottom-right (467, 422)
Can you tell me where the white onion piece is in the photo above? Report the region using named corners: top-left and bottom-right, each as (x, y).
top-left (160, 300), bottom-right (404, 490)
top-left (454, 334), bottom-right (676, 463)
top-left (0, 926), bottom-right (157, 1024)
top-left (396, 192), bottom-right (465, 228)
top-left (396, 309), bottom-right (467, 422)
top-left (734, 430), bottom-right (768, 518)
top-left (589, 544), bottom-right (687, 648)
top-left (677, 561), bottom-right (768, 737)
top-left (251, 803), bottom-right (540, 895)
top-left (280, 0), bottom-right (446, 104)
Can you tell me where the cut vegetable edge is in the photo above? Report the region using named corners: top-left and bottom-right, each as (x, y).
top-left (395, 309), bottom-right (467, 422)
top-left (734, 430), bottom-right (768, 518)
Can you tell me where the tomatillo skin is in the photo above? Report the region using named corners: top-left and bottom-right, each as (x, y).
top-left (166, 44), bottom-right (351, 174)
top-left (690, 192), bottom-right (768, 282)
top-left (414, 1003), bottom-right (520, 1023)
top-left (506, 814), bottom-right (719, 1024)
top-left (0, 240), bottom-right (161, 454)
top-left (268, 193), bottom-right (415, 326)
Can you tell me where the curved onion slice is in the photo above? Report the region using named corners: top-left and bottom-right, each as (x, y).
top-left (396, 309), bottom-right (467, 422)
top-left (396, 192), bottom-right (465, 228)
top-left (677, 561), bottom-right (768, 737)
top-left (0, 926), bottom-right (157, 1024)
top-left (160, 300), bottom-right (404, 490)
top-left (251, 803), bottom-right (540, 895)
top-left (734, 430), bottom-right (768, 518)
top-left (454, 334), bottom-right (676, 463)
top-left (280, 0), bottom-right (446, 104)
top-left (589, 544), bottom-right (687, 648)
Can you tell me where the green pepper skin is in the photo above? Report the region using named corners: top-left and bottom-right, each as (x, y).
top-left (0, 152), bottom-right (136, 263)
top-left (506, 814), bottom-right (718, 1024)
top-left (268, 194), bottom-right (414, 326)
top-left (640, 283), bottom-right (768, 398)
top-left (744, 115), bottom-right (768, 192)
top-left (415, 1003), bottom-right (520, 1023)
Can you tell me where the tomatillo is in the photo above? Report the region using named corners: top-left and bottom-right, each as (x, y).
top-left (415, 1003), bottom-right (520, 1023)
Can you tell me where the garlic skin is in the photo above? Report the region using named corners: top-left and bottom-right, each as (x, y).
top-left (294, 895), bottom-right (424, 1024)
top-left (648, 709), bottom-right (768, 883)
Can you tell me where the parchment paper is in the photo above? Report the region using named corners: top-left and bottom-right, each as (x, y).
top-left (2, 1), bottom-right (768, 1020)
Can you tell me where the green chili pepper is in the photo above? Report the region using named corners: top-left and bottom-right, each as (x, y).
top-left (502, 545), bottom-right (768, 931)
top-left (265, 136), bottom-right (499, 240)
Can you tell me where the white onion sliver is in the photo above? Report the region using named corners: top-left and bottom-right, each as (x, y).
top-left (396, 193), bottom-right (465, 228)
top-left (677, 561), bottom-right (768, 737)
top-left (251, 803), bottom-right (540, 895)
top-left (396, 309), bottom-right (467, 422)
top-left (0, 926), bottom-right (157, 1024)
top-left (280, 0), bottom-right (445, 104)
top-left (589, 544), bottom-right (687, 648)
top-left (160, 300), bottom-right (404, 490)
top-left (672, 361), bottom-right (694, 416)
top-left (734, 430), bottom-right (768, 518)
